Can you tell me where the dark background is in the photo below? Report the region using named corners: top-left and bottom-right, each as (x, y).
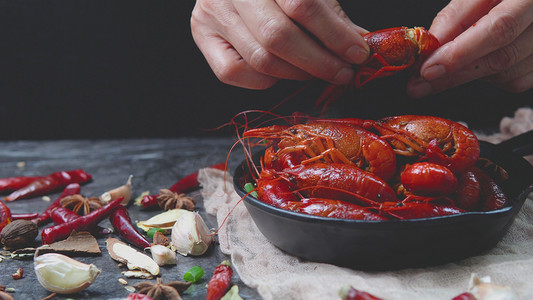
top-left (1, 0), bottom-right (531, 140)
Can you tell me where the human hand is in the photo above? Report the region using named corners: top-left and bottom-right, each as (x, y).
top-left (191, 0), bottom-right (369, 89)
top-left (407, 0), bottom-right (533, 98)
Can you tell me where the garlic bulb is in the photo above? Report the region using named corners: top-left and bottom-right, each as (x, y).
top-left (150, 244), bottom-right (177, 266)
top-left (34, 253), bottom-right (101, 294)
top-left (171, 211), bottom-right (213, 256)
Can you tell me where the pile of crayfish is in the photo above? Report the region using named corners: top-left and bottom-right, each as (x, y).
top-left (240, 115), bottom-right (509, 220)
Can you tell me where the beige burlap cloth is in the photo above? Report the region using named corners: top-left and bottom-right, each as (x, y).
top-left (201, 107), bottom-right (533, 300)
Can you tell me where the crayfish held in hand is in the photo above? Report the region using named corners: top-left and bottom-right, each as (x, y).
top-left (239, 115), bottom-right (509, 220)
top-left (316, 26), bottom-right (440, 110)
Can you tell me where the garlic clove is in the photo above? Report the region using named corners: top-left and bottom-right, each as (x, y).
top-left (171, 211), bottom-right (213, 256)
top-left (468, 274), bottom-right (519, 300)
top-left (150, 244), bottom-right (177, 266)
top-left (34, 253), bottom-right (101, 294)
top-left (100, 175), bottom-right (133, 205)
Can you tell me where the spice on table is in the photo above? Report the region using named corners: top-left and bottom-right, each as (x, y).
top-left (206, 261), bottom-right (233, 300)
top-left (34, 253), bottom-right (101, 294)
top-left (0, 175), bottom-right (40, 193)
top-left (11, 213), bottom-right (39, 221)
top-left (99, 175), bottom-right (133, 205)
top-left (37, 183), bottom-right (81, 225)
top-left (0, 200), bottom-right (12, 233)
top-left (109, 206), bottom-right (151, 249)
top-left (151, 230), bottom-right (169, 246)
top-left (338, 286), bottom-right (384, 300)
top-left (138, 163), bottom-right (225, 209)
top-left (183, 266), bottom-right (204, 283)
top-left (171, 211), bottom-right (213, 256)
top-left (156, 189), bottom-right (195, 211)
top-left (60, 194), bottom-right (102, 216)
top-left (49, 207), bottom-right (111, 237)
top-left (5, 169), bottom-right (92, 202)
top-left (106, 238), bottom-right (160, 277)
top-left (11, 268), bottom-right (23, 280)
top-left (0, 219), bottom-right (39, 250)
top-left (134, 277), bottom-right (192, 300)
top-left (41, 196), bottom-right (123, 244)
top-left (36, 231), bottom-right (101, 255)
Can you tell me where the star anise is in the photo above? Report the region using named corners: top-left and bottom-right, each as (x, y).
top-left (156, 189), bottom-right (195, 211)
top-left (134, 278), bottom-right (192, 300)
top-left (60, 194), bottom-right (103, 216)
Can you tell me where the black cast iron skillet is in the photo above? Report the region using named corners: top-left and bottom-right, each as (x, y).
top-left (233, 130), bottom-right (533, 271)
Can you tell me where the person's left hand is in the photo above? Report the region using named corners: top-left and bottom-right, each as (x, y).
top-left (407, 0), bottom-right (533, 98)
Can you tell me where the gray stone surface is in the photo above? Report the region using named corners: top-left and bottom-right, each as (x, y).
top-left (0, 138), bottom-right (258, 299)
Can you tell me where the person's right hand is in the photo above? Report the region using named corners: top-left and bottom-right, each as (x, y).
top-left (191, 0), bottom-right (369, 89)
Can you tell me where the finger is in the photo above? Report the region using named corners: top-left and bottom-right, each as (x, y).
top-left (192, 0), bottom-right (312, 89)
top-left (497, 70), bottom-right (533, 92)
top-left (232, 0), bottom-right (355, 85)
top-left (275, 0), bottom-right (369, 63)
top-left (193, 28), bottom-right (280, 89)
top-left (429, 0), bottom-right (497, 44)
top-left (218, 17), bottom-right (315, 82)
top-left (486, 54), bottom-right (533, 92)
top-left (192, 3), bottom-right (280, 89)
top-left (421, 0), bottom-right (533, 82)
top-left (408, 19), bottom-right (533, 97)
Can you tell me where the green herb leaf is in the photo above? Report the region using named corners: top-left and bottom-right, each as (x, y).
top-left (147, 227), bottom-right (165, 238)
top-left (244, 183), bottom-right (258, 198)
top-left (184, 266), bottom-right (204, 283)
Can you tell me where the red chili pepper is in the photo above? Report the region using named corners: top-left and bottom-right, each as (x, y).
top-left (0, 176), bottom-right (40, 193)
top-left (339, 286), bottom-right (384, 300)
top-left (50, 206), bottom-right (111, 237)
top-left (37, 183), bottom-right (81, 225)
top-left (140, 194), bottom-right (158, 209)
top-left (0, 200), bottom-right (12, 232)
top-left (109, 206), bottom-right (150, 249)
top-left (140, 163), bottom-right (226, 209)
top-left (11, 212), bottom-right (39, 220)
top-left (5, 169), bottom-right (92, 202)
top-left (206, 260), bottom-right (233, 300)
top-left (451, 293), bottom-right (477, 300)
top-left (41, 196), bottom-right (123, 244)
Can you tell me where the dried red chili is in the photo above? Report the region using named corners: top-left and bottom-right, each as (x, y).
top-left (37, 183), bottom-right (81, 225)
top-left (109, 206), bottom-right (150, 249)
top-left (339, 286), bottom-right (384, 300)
top-left (5, 169), bottom-right (92, 202)
top-left (0, 200), bottom-right (12, 232)
top-left (41, 196), bottom-right (123, 244)
top-left (206, 260), bottom-right (233, 300)
top-left (50, 207), bottom-right (111, 237)
top-left (11, 213), bottom-right (39, 220)
top-left (0, 176), bottom-right (40, 192)
top-left (140, 163), bottom-right (225, 209)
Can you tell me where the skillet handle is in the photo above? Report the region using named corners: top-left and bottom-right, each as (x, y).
top-left (495, 129), bottom-right (533, 157)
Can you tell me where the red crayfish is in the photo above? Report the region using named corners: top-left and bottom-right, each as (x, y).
top-left (239, 114), bottom-right (508, 220)
top-left (316, 26), bottom-right (440, 110)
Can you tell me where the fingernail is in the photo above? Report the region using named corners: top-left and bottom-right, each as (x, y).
top-left (333, 67), bottom-right (354, 85)
top-left (422, 64), bottom-right (446, 81)
top-left (345, 46), bottom-right (369, 64)
top-left (407, 78), bottom-right (433, 99)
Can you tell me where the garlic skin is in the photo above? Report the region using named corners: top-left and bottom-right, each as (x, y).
top-left (34, 253), bottom-right (101, 294)
top-left (150, 244), bottom-right (177, 266)
top-left (468, 274), bottom-right (519, 300)
top-left (171, 211), bottom-right (213, 256)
